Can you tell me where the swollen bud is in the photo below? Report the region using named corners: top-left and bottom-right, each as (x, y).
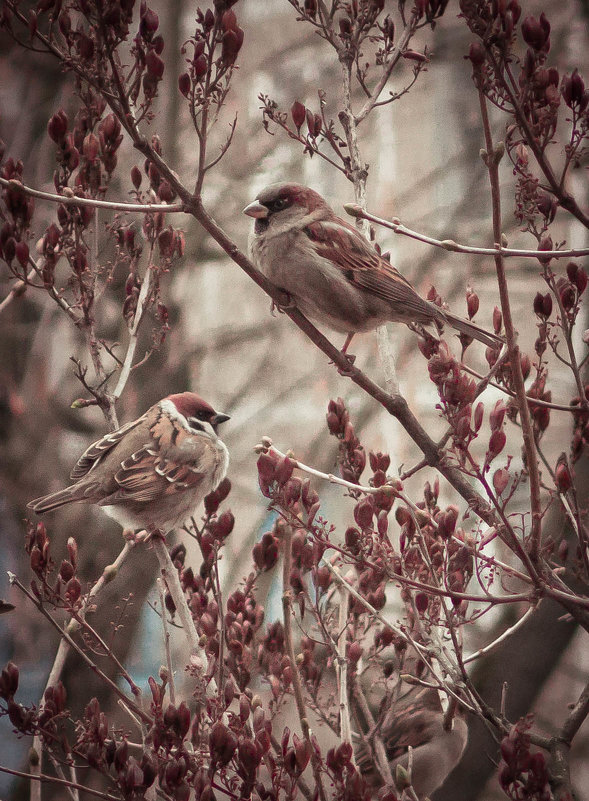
top-left (291, 101), bottom-right (306, 132)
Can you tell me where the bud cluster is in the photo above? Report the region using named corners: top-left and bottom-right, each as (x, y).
top-left (326, 397), bottom-right (367, 486)
top-left (257, 448), bottom-right (321, 526)
top-left (422, 340), bottom-right (480, 456)
top-left (178, 6), bottom-right (244, 124)
top-left (0, 159), bottom-right (34, 280)
top-left (22, 522), bottom-right (83, 612)
top-left (498, 719), bottom-right (551, 801)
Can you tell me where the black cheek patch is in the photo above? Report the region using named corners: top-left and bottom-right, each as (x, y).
top-left (255, 218), bottom-right (270, 234)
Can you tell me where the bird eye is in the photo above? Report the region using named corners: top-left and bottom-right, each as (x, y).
top-left (269, 198), bottom-right (288, 212)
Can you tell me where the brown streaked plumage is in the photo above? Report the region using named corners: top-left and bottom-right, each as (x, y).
top-left (28, 392), bottom-right (230, 534)
top-left (244, 182), bottom-right (502, 350)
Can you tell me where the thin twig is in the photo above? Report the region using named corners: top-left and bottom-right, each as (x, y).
top-left (151, 536), bottom-right (216, 698)
top-left (337, 582), bottom-right (353, 752)
top-left (351, 677), bottom-right (394, 785)
top-left (0, 176), bottom-right (184, 213)
top-left (9, 573), bottom-right (151, 725)
top-left (112, 247), bottom-right (156, 400)
top-left (463, 603), bottom-right (537, 664)
top-left (0, 767), bottom-right (120, 801)
top-left (478, 88), bottom-right (543, 565)
top-left (355, 12), bottom-right (419, 124)
top-left (157, 578), bottom-right (176, 706)
top-left (0, 271), bottom-right (34, 316)
top-left (282, 525), bottom-right (327, 801)
top-left (344, 203), bottom-right (589, 259)
top-left (28, 541), bottom-right (134, 801)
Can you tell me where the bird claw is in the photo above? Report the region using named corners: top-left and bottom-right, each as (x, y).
top-left (335, 352), bottom-right (356, 375)
top-left (271, 292), bottom-right (296, 316)
top-left (124, 528), bottom-right (164, 544)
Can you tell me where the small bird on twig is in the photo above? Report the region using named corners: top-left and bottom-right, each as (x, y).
top-left (244, 182), bottom-right (501, 353)
top-left (28, 392), bottom-right (230, 536)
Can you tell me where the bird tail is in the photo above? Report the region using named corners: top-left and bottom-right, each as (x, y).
top-left (441, 310), bottom-right (503, 349)
top-left (28, 487), bottom-right (83, 514)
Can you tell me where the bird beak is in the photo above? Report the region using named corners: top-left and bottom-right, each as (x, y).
top-left (243, 200), bottom-right (268, 219)
top-left (211, 413), bottom-right (230, 427)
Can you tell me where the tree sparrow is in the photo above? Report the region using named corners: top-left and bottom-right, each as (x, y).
top-left (28, 393), bottom-right (230, 535)
top-left (244, 183), bottom-right (501, 351)
top-left (355, 685), bottom-right (468, 799)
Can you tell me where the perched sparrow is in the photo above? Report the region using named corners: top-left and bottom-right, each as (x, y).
top-left (28, 393), bottom-right (230, 535)
top-left (355, 686), bottom-right (468, 799)
top-left (244, 182), bottom-right (501, 351)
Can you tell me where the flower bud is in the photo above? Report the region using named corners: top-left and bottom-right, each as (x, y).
top-left (0, 662), bottom-right (19, 699)
top-left (415, 592), bottom-right (428, 613)
top-left (521, 13), bottom-right (550, 52)
top-left (291, 101), bottom-right (306, 132)
top-left (353, 497), bottom-right (373, 530)
top-left (466, 289), bottom-right (479, 319)
top-left (210, 722), bottom-right (238, 766)
top-left (178, 72), bottom-right (191, 97)
top-left (82, 132), bottom-right (99, 161)
top-left (533, 292), bottom-right (552, 318)
top-left (468, 41), bottom-right (486, 66)
top-left (306, 108), bottom-right (321, 137)
top-left (493, 468), bottom-right (509, 496)
top-left (275, 456), bottom-right (294, 486)
top-left (15, 240), bottom-right (29, 268)
top-left (555, 461), bottom-right (572, 492)
top-left (537, 234), bottom-right (553, 265)
top-left (490, 399), bottom-right (506, 431)
top-left (567, 262), bottom-right (588, 294)
top-left (473, 401), bottom-right (484, 432)
top-left (487, 429), bottom-right (506, 462)
top-left (145, 50), bottom-right (164, 79)
top-left (47, 110), bottom-right (68, 143)
top-left (347, 641), bottom-right (363, 663)
top-left (562, 69), bottom-right (587, 109)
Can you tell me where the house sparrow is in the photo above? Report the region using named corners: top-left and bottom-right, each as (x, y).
top-left (355, 685), bottom-right (468, 799)
top-left (28, 393), bottom-right (230, 535)
top-left (244, 183), bottom-right (501, 351)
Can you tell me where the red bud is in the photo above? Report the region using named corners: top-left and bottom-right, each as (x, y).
top-left (291, 101), bottom-right (306, 132)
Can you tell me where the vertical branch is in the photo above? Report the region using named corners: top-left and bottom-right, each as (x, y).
top-left (157, 578), bottom-right (176, 706)
top-left (112, 246), bottom-right (156, 401)
top-left (478, 87), bottom-right (543, 564)
top-left (338, 47), bottom-right (398, 394)
top-left (282, 526), bottom-right (327, 801)
top-left (151, 536), bottom-right (216, 699)
top-left (337, 583), bottom-right (353, 750)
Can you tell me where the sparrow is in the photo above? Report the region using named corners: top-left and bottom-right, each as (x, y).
top-left (28, 393), bottom-right (230, 535)
top-left (244, 182), bottom-right (501, 351)
top-left (355, 684), bottom-right (468, 799)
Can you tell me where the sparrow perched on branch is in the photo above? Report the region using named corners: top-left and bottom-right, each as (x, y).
top-left (355, 684), bottom-right (468, 799)
top-left (244, 182), bottom-right (501, 351)
top-left (28, 393), bottom-right (230, 535)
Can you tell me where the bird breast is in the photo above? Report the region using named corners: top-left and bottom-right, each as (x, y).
top-left (250, 227), bottom-right (392, 333)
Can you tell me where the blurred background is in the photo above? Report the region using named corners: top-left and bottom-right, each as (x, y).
top-left (1, 1), bottom-right (588, 798)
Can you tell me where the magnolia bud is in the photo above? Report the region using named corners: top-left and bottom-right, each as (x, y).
top-left (291, 101), bottom-right (306, 131)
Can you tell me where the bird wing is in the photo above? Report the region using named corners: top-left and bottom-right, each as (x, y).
top-left (70, 416), bottom-right (148, 480)
top-left (98, 446), bottom-right (205, 505)
top-left (303, 220), bottom-right (437, 322)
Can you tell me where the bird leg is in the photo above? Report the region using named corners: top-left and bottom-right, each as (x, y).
top-left (335, 332), bottom-right (357, 375)
top-left (340, 332), bottom-right (354, 354)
